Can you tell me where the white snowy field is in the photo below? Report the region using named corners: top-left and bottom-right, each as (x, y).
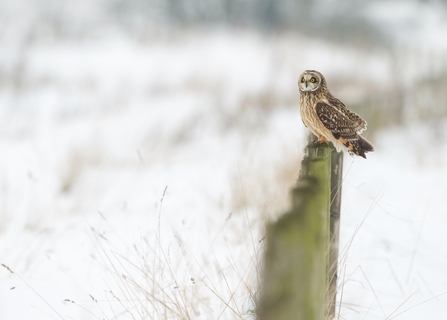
top-left (1, 28), bottom-right (447, 320)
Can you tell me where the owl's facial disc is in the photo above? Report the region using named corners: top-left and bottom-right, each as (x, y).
top-left (298, 71), bottom-right (321, 92)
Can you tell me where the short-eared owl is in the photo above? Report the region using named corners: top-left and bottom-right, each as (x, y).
top-left (298, 70), bottom-right (374, 158)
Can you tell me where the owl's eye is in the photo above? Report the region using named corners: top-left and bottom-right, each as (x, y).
top-left (310, 77), bottom-right (317, 83)
top-left (301, 77), bottom-right (305, 83)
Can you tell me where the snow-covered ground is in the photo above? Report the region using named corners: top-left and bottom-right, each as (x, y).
top-left (340, 123), bottom-right (447, 319)
top-left (1, 11), bottom-right (447, 320)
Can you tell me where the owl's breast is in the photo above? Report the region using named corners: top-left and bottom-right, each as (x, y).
top-left (299, 94), bottom-right (321, 131)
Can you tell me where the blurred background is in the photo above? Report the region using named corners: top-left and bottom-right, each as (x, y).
top-left (1, 0), bottom-right (447, 319)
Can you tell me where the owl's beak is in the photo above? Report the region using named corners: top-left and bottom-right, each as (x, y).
top-left (305, 81), bottom-right (308, 88)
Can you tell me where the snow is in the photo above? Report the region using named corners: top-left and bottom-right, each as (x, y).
top-left (339, 123), bottom-right (447, 319)
top-left (1, 2), bottom-right (447, 319)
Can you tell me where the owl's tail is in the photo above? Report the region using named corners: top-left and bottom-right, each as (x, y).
top-left (349, 136), bottom-right (374, 159)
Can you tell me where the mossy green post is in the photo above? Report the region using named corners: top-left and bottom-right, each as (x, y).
top-left (259, 143), bottom-right (332, 320)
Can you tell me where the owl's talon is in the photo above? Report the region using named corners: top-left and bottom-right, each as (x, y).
top-left (310, 140), bottom-right (329, 147)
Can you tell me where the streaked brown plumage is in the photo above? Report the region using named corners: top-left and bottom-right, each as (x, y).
top-left (298, 70), bottom-right (374, 159)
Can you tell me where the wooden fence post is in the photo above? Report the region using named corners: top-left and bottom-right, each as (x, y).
top-left (328, 149), bottom-right (343, 319)
top-left (258, 143), bottom-right (332, 320)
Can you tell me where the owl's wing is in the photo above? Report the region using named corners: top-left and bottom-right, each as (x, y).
top-left (316, 99), bottom-right (367, 140)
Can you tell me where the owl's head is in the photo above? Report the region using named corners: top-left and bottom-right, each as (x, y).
top-left (298, 70), bottom-right (326, 93)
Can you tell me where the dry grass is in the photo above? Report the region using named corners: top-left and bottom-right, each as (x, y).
top-left (81, 190), bottom-right (263, 319)
top-left (74, 134), bottom-right (304, 319)
top-left (3, 157), bottom-right (446, 319)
